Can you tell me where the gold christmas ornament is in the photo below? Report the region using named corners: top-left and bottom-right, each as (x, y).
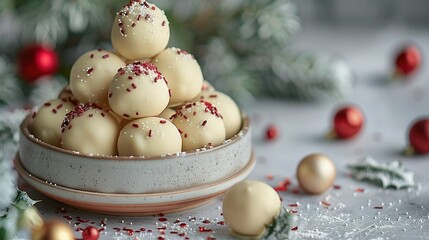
top-left (222, 180), bottom-right (281, 237)
top-left (296, 153), bottom-right (336, 194)
top-left (32, 220), bottom-right (74, 240)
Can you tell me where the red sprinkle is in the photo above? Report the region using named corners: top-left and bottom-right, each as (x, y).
top-left (202, 120), bottom-right (207, 126)
top-left (44, 102), bottom-right (52, 106)
top-left (52, 109), bottom-right (57, 114)
top-left (322, 201), bottom-right (331, 207)
top-left (89, 114), bottom-right (93, 117)
top-left (184, 133), bottom-right (188, 138)
top-left (86, 67), bottom-right (94, 74)
top-left (158, 217), bottom-right (167, 222)
top-left (202, 219), bottom-right (211, 224)
top-left (289, 203), bottom-right (299, 207)
top-left (101, 112), bottom-right (105, 117)
top-left (132, 123), bottom-right (139, 128)
top-left (108, 92), bottom-right (113, 98)
top-left (333, 185), bottom-right (341, 190)
top-left (132, 83), bottom-right (137, 89)
top-left (102, 54), bottom-right (110, 59)
top-left (90, 54), bottom-right (94, 58)
top-left (374, 206), bottom-right (383, 209)
top-left (128, 76), bottom-right (133, 80)
top-left (179, 223), bottom-right (187, 228)
top-left (131, 23), bottom-right (136, 27)
top-left (56, 104), bottom-right (63, 109)
top-left (291, 226), bottom-right (299, 231)
top-left (32, 112), bottom-right (36, 118)
top-left (160, 120), bottom-right (167, 124)
top-left (148, 129), bottom-right (152, 137)
top-left (162, 21), bottom-right (166, 26)
top-left (355, 188), bottom-right (365, 193)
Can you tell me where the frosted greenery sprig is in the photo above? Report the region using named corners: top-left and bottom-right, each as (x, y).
top-left (262, 207), bottom-right (297, 240)
top-left (348, 156), bottom-right (415, 189)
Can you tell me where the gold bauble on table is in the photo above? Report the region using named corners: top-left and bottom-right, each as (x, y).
top-left (32, 220), bottom-right (74, 240)
top-left (296, 153), bottom-right (336, 194)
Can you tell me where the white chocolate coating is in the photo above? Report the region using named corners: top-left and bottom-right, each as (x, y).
top-left (69, 49), bottom-right (125, 108)
top-left (29, 99), bottom-right (75, 147)
top-left (108, 62), bottom-right (170, 119)
top-left (172, 101), bottom-right (225, 151)
top-left (111, 1), bottom-right (169, 60)
top-left (61, 104), bottom-right (120, 156)
top-left (58, 85), bottom-right (79, 106)
top-left (201, 80), bottom-right (215, 92)
top-left (223, 180), bottom-right (281, 237)
top-left (117, 117), bottom-right (182, 157)
top-left (152, 47), bottom-right (203, 106)
top-left (194, 91), bottom-right (241, 139)
top-left (158, 108), bottom-right (176, 121)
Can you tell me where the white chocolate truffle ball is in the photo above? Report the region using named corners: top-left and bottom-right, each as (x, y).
top-left (70, 49), bottom-right (125, 107)
top-left (111, 1), bottom-right (169, 60)
top-left (195, 91), bottom-right (241, 139)
top-left (172, 101), bottom-right (225, 151)
top-left (61, 104), bottom-right (120, 156)
top-left (158, 108), bottom-right (176, 121)
top-left (118, 117), bottom-right (182, 157)
top-left (201, 80), bottom-right (215, 92)
top-left (152, 48), bottom-right (203, 106)
top-left (223, 180), bottom-right (281, 237)
top-left (297, 153), bottom-right (336, 194)
top-left (58, 85), bottom-right (79, 106)
top-left (29, 99), bottom-right (75, 147)
top-left (108, 62), bottom-right (170, 119)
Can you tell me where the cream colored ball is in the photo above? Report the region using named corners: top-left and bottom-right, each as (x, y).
top-left (61, 104), bottom-right (120, 156)
top-left (29, 99), bottom-right (76, 147)
top-left (32, 221), bottom-right (74, 240)
top-left (118, 117), bottom-right (182, 157)
top-left (172, 101), bottom-right (225, 151)
top-left (223, 180), bottom-right (281, 237)
top-left (194, 91), bottom-right (241, 139)
top-left (152, 47), bottom-right (203, 106)
top-left (296, 153), bottom-right (336, 194)
top-left (158, 108), bottom-right (176, 121)
top-left (111, 1), bottom-right (170, 60)
top-left (69, 49), bottom-right (125, 108)
top-left (108, 62), bottom-right (170, 119)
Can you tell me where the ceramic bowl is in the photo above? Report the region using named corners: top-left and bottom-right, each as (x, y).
top-left (18, 114), bottom-right (252, 194)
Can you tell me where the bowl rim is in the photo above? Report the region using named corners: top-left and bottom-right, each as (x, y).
top-left (20, 112), bottom-right (250, 161)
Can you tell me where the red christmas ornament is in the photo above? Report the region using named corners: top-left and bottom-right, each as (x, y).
top-left (265, 124), bottom-right (279, 140)
top-left (394, 45), bottom-right (421, 77)
top-left (332, 105), bottom-right (364, 139)
top-left (17, 44), bottom-right (59, 83)
top-left (408, 118), bottom-right (429, 154)
top-left (82, 226), bottom-right (99, 240)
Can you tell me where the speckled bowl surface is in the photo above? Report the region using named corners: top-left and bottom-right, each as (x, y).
top-left (18, 114), bottom-right (252, 194)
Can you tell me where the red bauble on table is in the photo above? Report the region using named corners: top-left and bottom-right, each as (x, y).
top-left (394, 45), bottom-right (421, 77)
top-left (82, 226), bottom-right (100, 240)
top-left (408, 118), bottom-right (429, 154)
top-left (265, 124), bottom-right (279, 140)
top-left (331, 105), bottom-right (364, 139)
top-left (17, 44), bottom-right (59, 83)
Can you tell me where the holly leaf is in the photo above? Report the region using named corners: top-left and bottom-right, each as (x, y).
top-left (0, 190), bottom-right (40, 240)
top-left (348, 156), bottom-right (415, 189)
top-left (261, 207), bottom-right (297, 240)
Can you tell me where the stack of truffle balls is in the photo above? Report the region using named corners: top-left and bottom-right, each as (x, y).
top-left (29, 0), bottom-right (242, 157)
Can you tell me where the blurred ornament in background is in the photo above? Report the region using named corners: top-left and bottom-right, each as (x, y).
top-left (328, 105), bottom-right (364, 140)
top-left (394, 44), bottom-right (421, 78)
top-left (407, 118), bottom-right (429, 155)
top-left (17, 44), bottom-right (58, 83)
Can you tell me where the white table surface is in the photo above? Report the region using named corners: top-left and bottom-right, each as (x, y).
top-left (16, 27), bottom-right (429, 239)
